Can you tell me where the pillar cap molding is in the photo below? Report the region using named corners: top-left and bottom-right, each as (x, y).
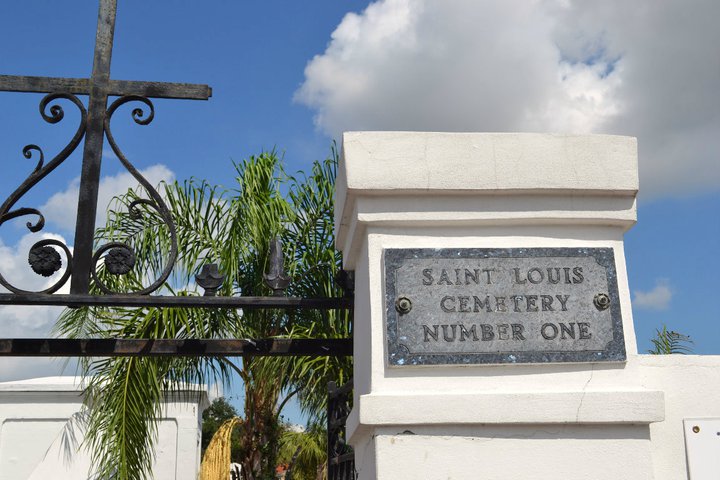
top-left (335, 132), bottom-right (638, 262)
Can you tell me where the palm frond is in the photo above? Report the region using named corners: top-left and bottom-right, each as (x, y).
top-left (84, 357), bottom-right (164, 480)
top-left (56, 148), bottom-right (351, 480)
top-left (648, 325), bottom-right (694, 354)
top-left (278, 422), bottom-right (327, 480)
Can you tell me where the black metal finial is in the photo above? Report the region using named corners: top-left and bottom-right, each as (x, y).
top-left (263, 237), bottom-right (291, 296)
top-left (195, 263), bottom-right (225, 296)
top-left (335, 270), bottom-right (355, 298)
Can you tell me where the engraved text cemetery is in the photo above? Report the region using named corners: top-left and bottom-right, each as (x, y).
top-left (385, 248), bottom-right (625, 365)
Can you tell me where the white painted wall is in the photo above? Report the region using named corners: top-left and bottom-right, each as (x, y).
top-left (0, 377), bottom-right (208, 480)
top-left (348, 355), bottom-right (720, 480)
top-left (337, 132), bottom-right (720, 480)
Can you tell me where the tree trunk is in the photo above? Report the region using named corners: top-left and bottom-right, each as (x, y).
top-left (240, 362), bottom-right (282, 480)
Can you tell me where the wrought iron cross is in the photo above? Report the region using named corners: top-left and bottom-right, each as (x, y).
top-left (0, 0), bottom-right (210, 296)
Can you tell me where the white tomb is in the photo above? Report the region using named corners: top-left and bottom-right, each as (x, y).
top-left (0, 376), bottom-right (208, 480)
top-left (336, 132), bottom-right (720, 480)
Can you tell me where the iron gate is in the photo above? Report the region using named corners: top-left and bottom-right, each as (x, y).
top-left (0, 0), bottom-right (354, 356)
top-left (328, 379), bottom-right (355, 480)
top-left (0, 1), bottom-right (355, 478)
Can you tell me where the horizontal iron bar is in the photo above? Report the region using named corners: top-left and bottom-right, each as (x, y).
top-left (0, 338), bottom-right (353, 357)
top-left (108, 79), bottom-right (212, 99)
top-left (0, 294), bottom-right (352, 309)
top-left (0, 75), bottom-right (211, 99)
top-left (0, 75), bottom-right (89, 93)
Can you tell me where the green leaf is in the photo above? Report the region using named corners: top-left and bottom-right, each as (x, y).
top-left (648, 325), bottom-right (694, 354)
top-left (57, 148), bottom-right (351, 479)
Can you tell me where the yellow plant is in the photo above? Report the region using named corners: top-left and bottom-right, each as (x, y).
top-left (200, 417), bottom-right (241, 480)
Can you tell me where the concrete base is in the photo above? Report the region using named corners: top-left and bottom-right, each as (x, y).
top-left (348, 355), bottom-right (720, 480)
top-left (369, 426), bottom-right (653, 480)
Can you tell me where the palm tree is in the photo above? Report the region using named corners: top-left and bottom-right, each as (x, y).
top-left (278, 422), bottom-right (328, 480)
top-left (55, 150), bottom-right (351, 480)
top-left (647, 325), bottom-right (693, 354)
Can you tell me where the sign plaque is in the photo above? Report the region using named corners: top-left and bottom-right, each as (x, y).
top-left (384, 248), bottom-right (626, 366)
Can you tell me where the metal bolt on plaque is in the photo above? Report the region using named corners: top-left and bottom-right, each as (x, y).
top-left (395, 296), bottom-right (412, 314)
top-left (594, 293), bottom-right (611, 311)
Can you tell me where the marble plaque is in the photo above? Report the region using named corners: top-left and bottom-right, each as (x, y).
top-left (384, 248), bottom-right (626, 366)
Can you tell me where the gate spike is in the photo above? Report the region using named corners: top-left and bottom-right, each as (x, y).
top-left (195, 263), bottom-right (225, 296)
top-left (335, 270), bottom-right (355, 298)
top-left (264, 237), bottom-right (291, 296)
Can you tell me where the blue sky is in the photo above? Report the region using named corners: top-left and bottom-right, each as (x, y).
top-left (0, 0), bottom-right (719, 419)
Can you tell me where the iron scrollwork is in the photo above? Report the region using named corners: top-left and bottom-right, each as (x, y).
top-left (0, 90), bottom-right (357, 307)
top-left (0, 93), bottom-right (86, 294)
top-left (91, 95), bottom-right (178, 295)
top-left (0, 93), bottom-right (179, 296)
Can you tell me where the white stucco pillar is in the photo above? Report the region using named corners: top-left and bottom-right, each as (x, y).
top-left (335, 132), bottom-right (666, 480)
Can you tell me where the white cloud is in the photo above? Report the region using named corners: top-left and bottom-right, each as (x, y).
top-left (0, 159), bottom-right (176, 380)
top-left (207, 383), bottom-right (224, 403)
top-left (40, 164), bottom-right (175, 233)
top-left (102, 148), bottom-right (119, 161)
top-left (634, 279), bottom-right (673, 311)
top-left (0, 232), bottom-right (71, 296)
top-left (0, 232), bottom-right (74, 381)
top-left (295, 0), bottom-right (720, 198)
top-left (0, 358), bottom-right (73, 382)
top-left (0, 163), bottom-right (176, 381)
